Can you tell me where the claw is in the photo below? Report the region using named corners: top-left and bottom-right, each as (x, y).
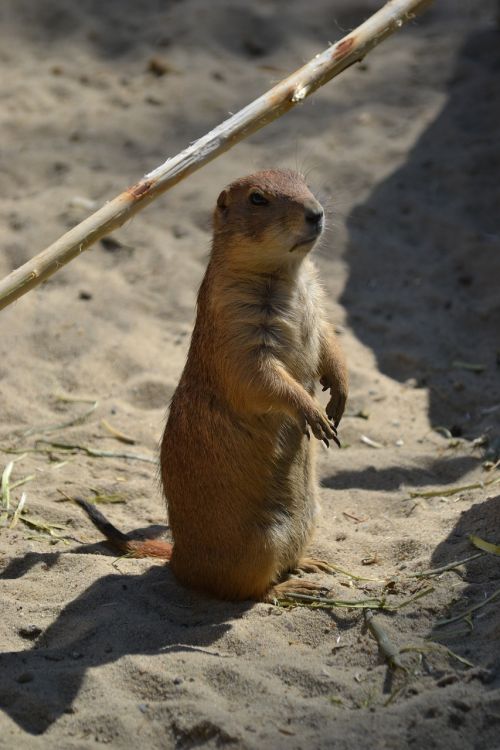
top-left (327, 418), bottom-right (338, 434)
top-left (322, 437), bottom-right (330, 448)
top-left (332, 434), bottom-right (341, 449)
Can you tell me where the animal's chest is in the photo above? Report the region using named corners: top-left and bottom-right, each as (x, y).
top-left (262, 278), bottom-right (322, 382)
top-left (221, 269), bottom-right (323, 386)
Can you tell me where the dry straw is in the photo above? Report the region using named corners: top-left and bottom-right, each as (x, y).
top-left (0, 0), bottom-right (432, 311)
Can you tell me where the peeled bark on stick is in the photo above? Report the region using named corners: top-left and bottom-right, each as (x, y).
top-left (0, 0), bottom-right (433, 311)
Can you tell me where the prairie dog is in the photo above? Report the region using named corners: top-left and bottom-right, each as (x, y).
top-left (78, 169), bottom-right (348, 602)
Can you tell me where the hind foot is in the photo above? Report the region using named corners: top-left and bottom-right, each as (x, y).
top-left (264, 577), bottom-right (329, 603)
top-left (295, 557), bottom-right (335, 575)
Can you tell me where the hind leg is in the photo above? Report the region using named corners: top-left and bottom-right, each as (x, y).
top-left (262, 556), bottom-right (335, 601)
top-left (263, 577), bottom-right (329, 603)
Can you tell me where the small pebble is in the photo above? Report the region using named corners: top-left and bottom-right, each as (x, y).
top-left (172, 225), bottom-right (188, 239)
top-left (147, 56), bottom-right (171, 76)
top-left (100, 236), bottom-right (123, 252)
top-left (405, 378), bottom-right (418, 388)
top-left (18, 624), bottom-right (42, 640)
top-left (145, 95), bottom-right (163, 106)
top-left (17, 672), bottom-right (34, 684)
top-left (437, 673), bottom-right (459, 687)
top-left (452, 699), bottom-right (471, 713)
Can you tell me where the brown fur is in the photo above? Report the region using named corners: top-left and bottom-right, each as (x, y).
top-left (79, 169), bottom-right (348, 602)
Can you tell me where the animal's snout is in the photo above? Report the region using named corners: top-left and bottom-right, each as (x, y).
top-left (304, 204), bottom-right (324, 228)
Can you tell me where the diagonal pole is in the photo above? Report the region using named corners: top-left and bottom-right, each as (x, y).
top-left (0, 0), bottom-right (433, 311)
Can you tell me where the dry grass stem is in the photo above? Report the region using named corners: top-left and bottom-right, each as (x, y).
top-left (281, 587), bottom-right (434, 611)
top-left (1, 461), bottom-right (14, 510)
top-left (408, 552), bottom-right (486, 579)
top-left (401, 644), bottom-right (475, 669)
top-left (469, 534), bottom-right (500, 556)
top-left (10, 475), bottom-right (35, 491)
top-left (100, 419), bottom-right (137, 445)
top-left (409, 476), bottom-right (500, 498)
top-left (20, 401), bottom-right (98, 437)
top-left (436, 589), bottom-right (500, 628)
top-left (3, 440), bottom-right (156, 464)
top-left (9, 493), bottom-right (27, 529)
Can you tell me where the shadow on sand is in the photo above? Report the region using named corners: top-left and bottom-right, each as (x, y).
top-left (0, 549), bottom-right (250, 735)
top-left (341, 28), bottom-right (500, 434)
top-left (429, 493), bottom-right (500, 680)
top-left (1, 20), bottom-right (498, 740)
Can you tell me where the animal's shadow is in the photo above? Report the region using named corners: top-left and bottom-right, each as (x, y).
top-left (341, 28), bottom-right (500, 436)
top-left (0, 550), bottom-right (251, 735)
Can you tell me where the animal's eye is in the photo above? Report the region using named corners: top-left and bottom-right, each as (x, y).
top-left (249, 191), bottom-right (269, 206)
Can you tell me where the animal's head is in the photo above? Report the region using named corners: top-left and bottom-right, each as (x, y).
top-left (213, 169), bottom-right (324, 270)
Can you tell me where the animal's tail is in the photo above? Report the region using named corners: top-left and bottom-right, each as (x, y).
top-left (75, 497), bottom-right (173, 560)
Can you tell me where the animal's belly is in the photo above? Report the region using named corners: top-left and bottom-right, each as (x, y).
top-left (255, 419), bottom-right (318, 569)
top-left (164, 399), bottom-right (315, 549)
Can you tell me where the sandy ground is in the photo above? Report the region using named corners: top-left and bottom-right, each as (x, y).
top-left (0, 1), bottom-right (499, 748)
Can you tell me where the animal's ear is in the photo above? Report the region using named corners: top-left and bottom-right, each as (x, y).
top-left (216, 189), bottom-right (228, 213)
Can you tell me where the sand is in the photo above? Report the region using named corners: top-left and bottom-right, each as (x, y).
top-left (0, 0), bottom-right (499, 747)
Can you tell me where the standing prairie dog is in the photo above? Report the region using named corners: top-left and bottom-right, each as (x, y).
top-left (77, 169), bottom-right (348, 602)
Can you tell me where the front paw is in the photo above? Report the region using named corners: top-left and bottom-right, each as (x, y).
top-left (320, 376), bottom-right (347, 429)
top-left (303, 404), bottom-right (340, 448)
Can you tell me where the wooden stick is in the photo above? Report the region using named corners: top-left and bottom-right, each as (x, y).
top-left (0, 0), bottom-right (433, 311)
top-left (364, 609), bottom-right (405, 670)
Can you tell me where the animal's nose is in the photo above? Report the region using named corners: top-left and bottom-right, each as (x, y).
top-left (304, 205), bottom-right (324, 226)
